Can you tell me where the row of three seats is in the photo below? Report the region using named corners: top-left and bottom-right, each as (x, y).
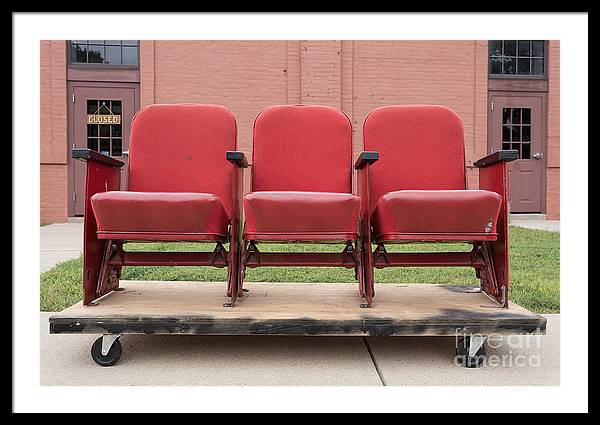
top-left (75, 104), bottom-right (516, 308)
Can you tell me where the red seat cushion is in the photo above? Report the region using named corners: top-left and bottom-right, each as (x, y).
top-left (243, 191), bottom-right (360, 241)
top-left (91, 191), bottom-right (229, 241)
top-left (371, 190), bottom-right (502, 241)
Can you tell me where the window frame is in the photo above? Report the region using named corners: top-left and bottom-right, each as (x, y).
top-left (488, 40), bottom-right (548, 80)
top-left (67, 40), bottom-right (140, 69)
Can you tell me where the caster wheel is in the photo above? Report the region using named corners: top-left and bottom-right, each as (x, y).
top-left (91, 336), bottom-right (122, 367)
top-left (455, 336), bottom-right (486, 368)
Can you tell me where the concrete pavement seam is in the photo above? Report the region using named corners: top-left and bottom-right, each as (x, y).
top-left (363, 337), bottom-right (387, 386)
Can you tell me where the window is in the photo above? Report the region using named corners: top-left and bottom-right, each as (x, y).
top-left (489, 40), bottom-right (545, 77)
top-left (87, 100), bottom-right (123, 156)
top-left (69, 40), bottom-right (139, 66)
top-left (502, 107), bottom-right (531, 159)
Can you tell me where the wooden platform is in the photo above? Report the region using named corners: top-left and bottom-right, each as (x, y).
top-left (49, 281), bottom-right (546, 337)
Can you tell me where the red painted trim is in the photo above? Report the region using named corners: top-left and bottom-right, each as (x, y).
top-left (97, 231), bottom-right (226, 241)
top-left (243, 232), bottom-right (358, 242)
top-left (119, 252), bottom-right (227, 267)
top-left (374, 233), bottom-right (498, 242)
top-left (245, 252), bottom-right (356, 268)
top-left (374, 252), bottom-right (485, 268)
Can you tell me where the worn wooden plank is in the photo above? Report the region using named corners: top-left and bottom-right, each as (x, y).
top-left (49, 281), bottom-right (546, 336)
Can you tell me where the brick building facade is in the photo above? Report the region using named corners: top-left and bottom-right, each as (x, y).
top-left (40, 40), bottom-right (560, 223)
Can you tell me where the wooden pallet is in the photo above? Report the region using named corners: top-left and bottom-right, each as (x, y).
top-left (49, 281), bottom-right (546, 337)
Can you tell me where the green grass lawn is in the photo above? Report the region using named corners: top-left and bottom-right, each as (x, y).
top-left (40, 226), bottom-right (559, 313)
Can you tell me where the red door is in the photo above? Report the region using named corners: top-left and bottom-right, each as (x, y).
top-left (489, 94), bottom-right (545, 213)
top-left (69, 84), bottom-right (139, 216)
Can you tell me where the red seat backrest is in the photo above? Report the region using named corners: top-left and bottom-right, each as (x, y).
top-left (252, 105), bottom-right (353, 193)
top-left (128, 104), bottom-right (237, 217)
top-left (364, 105), bottom-right (467, 211)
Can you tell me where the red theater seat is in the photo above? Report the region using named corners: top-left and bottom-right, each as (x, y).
top-left (91, 191), bottom-right (229, 241)
top-left (359, 105), bottom-right (517, 307)
top-left (72, 104), bottom-right (248, 306)
top-left (243, 191), bottom-right (360, 241)
top-left (239, 104), bottom-right (373, 306)
top-left (371, 190), bottom-right (502, 241)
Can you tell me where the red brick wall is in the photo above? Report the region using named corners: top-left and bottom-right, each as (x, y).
top-left (40, 41), bottom-right (68, 224)
top-left (40, 165), bottom-right (68, 224)
top-left (546, 41), bottom-right (560, 219)
top-left (140, 40), bottom-right (489, 193)
top-left (40, 40), bottom-right (559, 223)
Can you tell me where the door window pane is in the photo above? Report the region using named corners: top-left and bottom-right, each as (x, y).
top-left (521, 125), bottom-right (531, 142)
top-left (502, 126), bottom-right (511, 142)
top-left (99, 125), bottom-right (110, 137)
top-left (87, 138), bottom-right (98, 151)
top-left (100, 138), bottom-right (110, 156)
top-left (512, 126), bottom-right (520, 141)
top-left (87, 100), bottom-right (98, 114)
top-left (521, 143), bottom-right (531, 159)
top-left (511, 109), bottom-right (521, 124)
top-left (112, 139), bottom-right (122, 156)
top-left (111, 101), bottom-right (122, 115)
top-left (111, 124), bottom-right (122, 137)
top-left (99, 101), bottom-right (111, 114)
top-left (502, 108), bottom-right (511, 125)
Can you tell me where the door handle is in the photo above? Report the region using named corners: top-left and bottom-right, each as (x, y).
top-left (533, 152), bottom-right (543, 160)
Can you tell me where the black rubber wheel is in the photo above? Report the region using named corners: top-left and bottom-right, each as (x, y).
top-left (91, 336), bottom-right (122, 367)
top-left (454, 336), bottom-right (486, 368)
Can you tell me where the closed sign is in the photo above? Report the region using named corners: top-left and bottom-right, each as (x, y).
top-left (87, 114), bottom-right (121, 124)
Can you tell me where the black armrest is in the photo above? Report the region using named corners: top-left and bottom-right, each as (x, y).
top-left (226, 151), bottom-right (249, 168)
top-left (473, 150), bottom-right (518, 168)
top-left (72, 149), bottom-right (124, 168)
top-left (355, 151), bottom-right (379, 170)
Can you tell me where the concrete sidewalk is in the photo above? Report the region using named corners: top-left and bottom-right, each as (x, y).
top-left (40, 313), bottom-right (559, 386)
top-left (40, 223), bottom-right (83, 272)
top-left (510, 216), bottom-right (560, 232)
